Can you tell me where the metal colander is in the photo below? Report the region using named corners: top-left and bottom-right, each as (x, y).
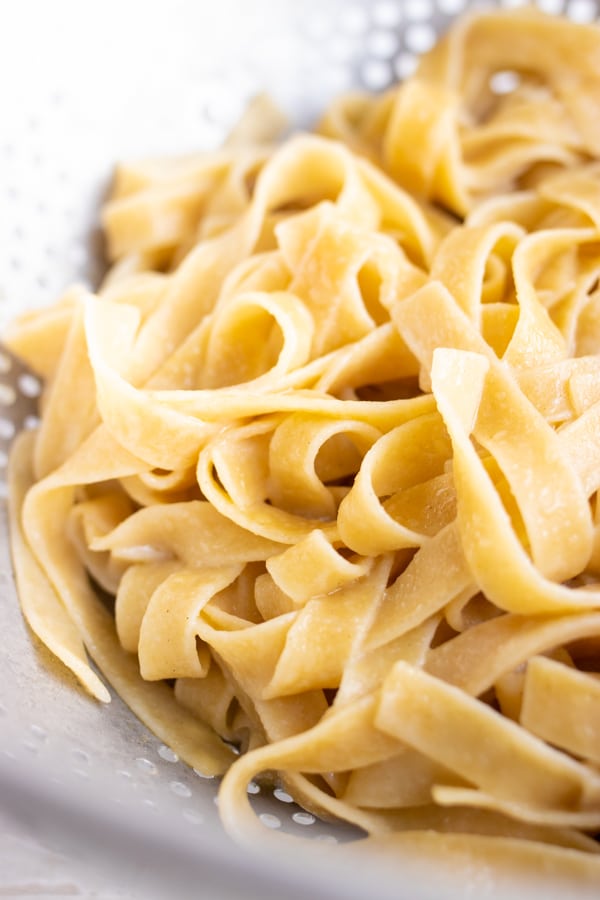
top-left (2, 0), bottom-right (599, 897)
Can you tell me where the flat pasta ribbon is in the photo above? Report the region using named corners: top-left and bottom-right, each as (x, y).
top-left (6, 6), bottom-right (600, 884)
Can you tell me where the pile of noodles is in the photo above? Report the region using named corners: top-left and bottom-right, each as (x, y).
top-left (7, 7), bottom-right (600, 880)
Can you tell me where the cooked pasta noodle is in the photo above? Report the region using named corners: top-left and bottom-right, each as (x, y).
top-left (7, 6), bottom-right (600, 882)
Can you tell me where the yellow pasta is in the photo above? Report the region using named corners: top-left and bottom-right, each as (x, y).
top-left (7, 5), bottom-right (600, 882)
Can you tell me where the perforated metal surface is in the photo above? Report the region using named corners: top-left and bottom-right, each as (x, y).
top-left (2, 0), bottom-right (600, 896)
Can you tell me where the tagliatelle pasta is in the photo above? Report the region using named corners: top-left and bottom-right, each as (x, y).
top-left (7, 6), bottom-right (600, 882)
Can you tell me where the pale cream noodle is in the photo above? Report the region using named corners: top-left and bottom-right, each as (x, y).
top-left (6, 7), bottom-right (600, 884)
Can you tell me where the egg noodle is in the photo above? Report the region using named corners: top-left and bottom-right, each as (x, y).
top-left (7, 7), bottom-right (600, 880)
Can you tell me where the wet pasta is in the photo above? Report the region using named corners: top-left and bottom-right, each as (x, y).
top-left (6, 7), bottom-right (600, 879)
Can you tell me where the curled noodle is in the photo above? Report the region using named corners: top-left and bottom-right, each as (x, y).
top-left (7, 7), bottom-right (600, 882)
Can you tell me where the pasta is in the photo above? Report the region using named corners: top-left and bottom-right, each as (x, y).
top-left (7, 5), bottom-right (600, 882)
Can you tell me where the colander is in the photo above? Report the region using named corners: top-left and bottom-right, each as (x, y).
top-left (2, 0), bottom-right (599, 896)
